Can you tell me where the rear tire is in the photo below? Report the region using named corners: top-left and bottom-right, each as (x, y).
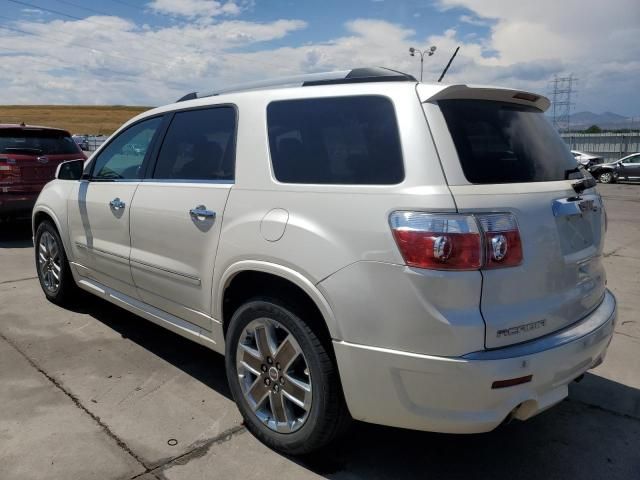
top-left (35, 220), bottom-right (79, 306)
top-left (225, 297), bottom-right (350, 455)
top-left (598, 171), bottom-right (614, 184)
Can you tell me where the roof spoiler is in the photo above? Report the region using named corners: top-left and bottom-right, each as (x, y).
top-left (418, 84), bottom-right (551, 111)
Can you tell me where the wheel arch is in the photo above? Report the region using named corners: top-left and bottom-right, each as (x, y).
top-left (32, 206), bottom-right (63, 239)
top-left (216, 261), bottom-right (341, 343)
top-left (32, 205), bottom-right (76, 266)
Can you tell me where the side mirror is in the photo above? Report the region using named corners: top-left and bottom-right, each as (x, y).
top-left (56, 159), bottom-right (85, 180)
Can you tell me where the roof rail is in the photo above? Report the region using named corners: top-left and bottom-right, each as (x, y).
top-left (176, 67), bottom-right (417, 102)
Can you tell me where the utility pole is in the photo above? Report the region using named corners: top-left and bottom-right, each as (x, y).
top-left (409, 46), bottom-right (436, 81)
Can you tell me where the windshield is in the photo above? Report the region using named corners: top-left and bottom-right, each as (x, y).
top-left (439, 100), bottom-right (577, 183)
top-left (0, 129), bottom-right (81, 155)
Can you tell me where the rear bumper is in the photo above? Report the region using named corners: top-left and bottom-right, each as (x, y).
top-left (0, 192), bottom-right (37, 215)
top-left (334, 289), bottom-right (616, 433)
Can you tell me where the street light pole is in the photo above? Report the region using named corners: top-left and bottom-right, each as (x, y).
top-left (409, 46), bottom-right (436, 82)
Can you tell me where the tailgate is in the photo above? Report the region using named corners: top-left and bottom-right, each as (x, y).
top-left (0, 127), bottom-right (83, 187)
top-left (451, 183), bottom-right (606, 348)
top-left (0, 154), bottom-right (70, 186)
top-left (420, 87), bottom-right (608, 348)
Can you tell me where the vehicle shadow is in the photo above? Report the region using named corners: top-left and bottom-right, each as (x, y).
top-left (65, 295), bottom-right (233, 400)
top-left (292, 373), bottom-right (640, 479)
top-left (0, 219), bottom-right (33, 248)
top-left (68, 296), bottom-right (640, 479)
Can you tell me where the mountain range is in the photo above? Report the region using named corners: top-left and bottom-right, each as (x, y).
top-left (564, 111), bottom-right (639, 130)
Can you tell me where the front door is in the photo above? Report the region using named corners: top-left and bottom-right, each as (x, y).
top-left (619, 154), bottom-right (640, 180)
top-left (129, 106), bottom-right (236, 329)
top-left (67, 116), bottom-right (163, 297)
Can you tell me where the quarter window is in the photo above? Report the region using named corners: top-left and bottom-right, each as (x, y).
top-left (153, 107), bottom-right (236, 181)
top-left (91, 117), bottom-right (162, 180)
top-left (267, 96), bottom-right (404, 184)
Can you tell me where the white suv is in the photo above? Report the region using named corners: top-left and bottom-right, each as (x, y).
top-left (33, 68), bottom-right (616, 454)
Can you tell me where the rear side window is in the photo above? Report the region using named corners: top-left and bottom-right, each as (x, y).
top-left (0, 129), bottom-right (81, 155)
top-left (439, 100), bottom-right (577, 183)
top-left (267, 96), bottom-right (404, 184)
top-left (153, 107), bottom-right (236, 181)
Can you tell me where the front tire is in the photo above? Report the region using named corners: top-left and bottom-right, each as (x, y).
top-left (225, 298), bottom-right (350, 454)
top-left (598, 171), bottom-right (615, 184)
top-left (35, 221), bottom-right (78, 306)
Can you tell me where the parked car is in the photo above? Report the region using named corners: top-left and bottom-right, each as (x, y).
top-left (589, 152), bottom-right (640, 183)
top-left (32, 68), bottom-right (616, 455)
top-left (0, 124), bottom-right (86, 219)
top-left (72, 135), bottom-right (89, 151)
top-left (571, 149), bottom-right (604, 168)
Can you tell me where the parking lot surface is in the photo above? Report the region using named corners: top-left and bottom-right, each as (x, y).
top-left (1, 184), bottom-right (639, 480)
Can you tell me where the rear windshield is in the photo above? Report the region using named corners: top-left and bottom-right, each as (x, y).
top-left (439, 100), bottom-right (577, 183)
top-left (267, 96), bottom-right (404, 184)
top-left (0, 129), bottom-right (81, 155)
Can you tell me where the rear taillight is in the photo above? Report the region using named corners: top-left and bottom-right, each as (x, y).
top-left (389, 211), bottom-right (522, 271)
top-left (389, 212), bottom-right (481, 270)
top-left (0, 157), bottom-right (17, 183)
top-left (477, 213), bottom-right (523, 269)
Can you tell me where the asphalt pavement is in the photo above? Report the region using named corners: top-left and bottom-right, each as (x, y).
top-left (0, 183), bottom-right (638, 480)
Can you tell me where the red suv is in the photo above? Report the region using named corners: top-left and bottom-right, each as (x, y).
top-left (0, 124), bottom-right (86, 218)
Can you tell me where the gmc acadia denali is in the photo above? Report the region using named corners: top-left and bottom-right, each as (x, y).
top-left (32, 68), bottom-right (616, 454)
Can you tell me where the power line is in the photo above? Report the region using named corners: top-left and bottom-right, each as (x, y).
top-left (52, 0), bottom-right (115, 17)
top-left (3, 0), bottom-right (176, 63)
top-left (0, 10), bottom-right (176, 70)
top-left (7, 0), bottom-right (86, 22)
top-left (1, 0), bottom-right (292, 95)
top-left (0, 17), bottom-right (176, 73)
top-left (4, 0), bottom-right (286, 73)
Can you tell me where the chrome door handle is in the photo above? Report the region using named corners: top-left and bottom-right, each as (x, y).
top-left (189, 205), bottom-right (216, 220)
top-left (109, 198), bottom-right (125, 210)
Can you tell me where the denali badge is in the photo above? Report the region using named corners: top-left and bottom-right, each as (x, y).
top-left (497, 319), bottom-right (546, 337)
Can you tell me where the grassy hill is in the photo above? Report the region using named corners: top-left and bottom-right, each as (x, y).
top-left (0, 105), bottom-right (151, 135)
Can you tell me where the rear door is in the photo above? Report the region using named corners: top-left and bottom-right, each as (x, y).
top-left (425, 96), bottom-right (606, 348)
top-left (128, 106), bottom-right (236, 329)
top-left (67, 116), bottom-right (163, 298)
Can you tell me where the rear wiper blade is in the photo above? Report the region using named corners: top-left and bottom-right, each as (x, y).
top-left (564, 167), bottom-right (596, 195)
top-left (564, 167), bottom-right (582, 179)
top-left (571, 176), bottom-right (597, 194)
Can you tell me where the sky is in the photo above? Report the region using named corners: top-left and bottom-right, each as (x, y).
top-left (0, 0), bottom-right (638, 115)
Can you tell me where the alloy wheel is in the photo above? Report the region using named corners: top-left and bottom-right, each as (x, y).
top-left (236, 317), bottom-right (312, 433)
top-left (38, 231), bottom-right (62, 293)
top-left (600, 172), bottom-right (612, 183)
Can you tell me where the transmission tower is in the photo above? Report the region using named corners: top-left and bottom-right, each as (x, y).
top-left (549, 74), bottom-right (577, 132)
